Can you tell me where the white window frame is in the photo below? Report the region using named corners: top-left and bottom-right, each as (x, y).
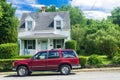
top-left (54, 15), bottom-right (63, 30)
top-left (25, 16), bottom-right (35, 31)
top-left (27, 21), bottom-right (33, 31)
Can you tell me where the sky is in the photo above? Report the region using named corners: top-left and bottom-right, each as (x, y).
top-left (7, 0), bottom-right (120, 20)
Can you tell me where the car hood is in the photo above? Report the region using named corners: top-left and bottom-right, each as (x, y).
top-left (15, 58), bottom-right (32, 63)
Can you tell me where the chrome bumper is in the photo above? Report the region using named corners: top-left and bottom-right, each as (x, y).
top-left (72, 64), bottom-right (81, 69)
top-left (12, 67), bottom-right (17, 71)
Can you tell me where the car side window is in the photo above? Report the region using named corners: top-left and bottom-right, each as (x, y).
top-left (34, 51), bottom-right (47, 60)
top-left (48, 51), bottom-right (59, 59)
top-left (62, 50), bottom-right (77, 58)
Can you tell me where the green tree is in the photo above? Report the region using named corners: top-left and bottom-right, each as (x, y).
top-left (0, 0), bottom-right (18, 44)
top-left (59, 5), bottom-right (86, 26)
top-left (0, 6), bottom-right (3, 18)
top-left (71, 24), bottom-right (86, 54)
top-left (108, 7), bottom-right (120, 26)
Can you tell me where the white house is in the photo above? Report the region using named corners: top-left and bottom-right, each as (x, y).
top-left (18, 9), bottom-right (70, 55)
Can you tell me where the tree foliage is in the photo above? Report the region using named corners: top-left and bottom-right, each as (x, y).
top-left (0, 6), bottom-right (3, 18)
top-left (0, 0), bottom-right (18, 44)
top-left (108, 7), bottom-right (120, 26)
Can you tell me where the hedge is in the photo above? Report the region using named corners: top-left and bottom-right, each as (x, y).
top-left (88, 54), bottom-right (103, 68)
top-left (0, 59), bottom-right (18, 71)
top-left (79, 56), bottom-right (87, 68)
top-left (0, 43), bottom-right (18, 59)
top-left (65, 40), bottom-right (76, 51)
top-left (112, 55), bottom-right (120, 64)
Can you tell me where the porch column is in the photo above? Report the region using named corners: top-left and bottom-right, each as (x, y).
top-left (19, 39), bottom-right (22, 55)
top-left (48, 38), bottom-right (50, 50)
top-left (35, 39), bottom-right (38, 53)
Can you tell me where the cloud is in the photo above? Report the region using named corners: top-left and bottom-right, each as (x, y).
top-left (30, 4), bottom-right (45, 9)
top-left (15, 9), bottom-right (31, 19)
top-left (70, 0), bottom-right (120, 19)
top-left (84, 11), bottom-right (111, 20)
top-left (7, 0), bottom-right (37, 5)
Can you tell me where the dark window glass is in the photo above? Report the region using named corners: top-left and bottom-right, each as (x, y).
top-left (24, 40), bottom-right (35, 49)
top-left (62, 50), bottom-right (77, 58)
top-left (35, 51), bottom-right (47, 60)
top-left (48, 51), bottom-right (59, 59)
top-left (56, 21), bottom-right (61, 29)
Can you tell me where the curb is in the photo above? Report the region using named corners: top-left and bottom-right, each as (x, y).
top-left (0, 67), bottom-right (120, 75)
top-left (73, 67), bottom-right (120, 72)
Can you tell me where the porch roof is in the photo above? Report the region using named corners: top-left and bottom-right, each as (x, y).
top-left (19, 33), bottom-right (67, 39)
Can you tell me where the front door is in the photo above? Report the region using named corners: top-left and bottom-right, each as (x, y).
top-left (30, 51), bottom-right (47, 71)
top-left (41, 41), bottom-right (47, 50)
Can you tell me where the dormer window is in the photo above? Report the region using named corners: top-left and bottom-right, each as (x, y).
top-left (27, 21), bottom-right (33, 31)
top-left (56, 20), bottom-right (61, 29)
top-left (54, 15), bottom-right (63, 30)
top-left (25, 16), bottom-right (35, 31)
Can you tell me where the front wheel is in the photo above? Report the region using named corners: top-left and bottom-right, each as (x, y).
top-left (17, 66), bottom-right (29, 76)
top-left (60, 65), bottom-right (71, 75)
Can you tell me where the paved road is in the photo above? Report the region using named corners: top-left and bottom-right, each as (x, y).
top-left (0, 70), bottom-right (120, 80)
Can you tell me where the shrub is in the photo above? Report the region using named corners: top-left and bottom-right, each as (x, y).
top-left (14, 56), bottom-right (32, 59)
top-left (79, 56), bottom-right (87, 68)
top-left (0, 59), bottom-right (18, 71)
top-left (112, 55), bottom-right (120, 64)
top-left (88, 54), bottom-right (103, 67)
top-left (65, 40), bottom-right (76, 51)
top-left (0, 43), bottom-right (18, 59)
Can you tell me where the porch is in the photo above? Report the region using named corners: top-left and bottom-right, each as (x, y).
top-left (19, 38), bottom-right (66, 55)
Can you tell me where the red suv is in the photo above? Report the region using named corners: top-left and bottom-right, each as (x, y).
top-left (13, 49), bottom-right (81, 76)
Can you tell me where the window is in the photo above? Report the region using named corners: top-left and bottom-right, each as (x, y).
top-left (24, 40), bottom-right (35, 49)
top-left (53, 39), bottom-right (64, 48)
top-left (48, 51), bottom-right (59, 59)
top-left (56, 21), bottom-right (61, 29)
top-left (62, 50), bottom-right (77, 58)
top-left (27, 21), bottom-right (32, 31)
top-left (34, 51), bottom-right (47, 60)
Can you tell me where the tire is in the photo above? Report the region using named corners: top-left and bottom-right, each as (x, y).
top-left (60, 65), bottom-right (71, 75)
top-left (17, 66), bottom-right (29, 76)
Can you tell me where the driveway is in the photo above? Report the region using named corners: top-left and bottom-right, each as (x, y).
top-left (0, 70), bottom-right (120, 80)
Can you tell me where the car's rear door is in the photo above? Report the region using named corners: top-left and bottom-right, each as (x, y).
top-left (46, 50), bottom-right (61, 70)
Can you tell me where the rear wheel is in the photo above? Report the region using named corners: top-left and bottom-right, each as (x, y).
top-left (60, 65), bottom-right (71, 75)
top-left (17, 66), bottom-right (29, 76)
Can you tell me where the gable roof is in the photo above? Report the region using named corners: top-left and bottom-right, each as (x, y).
top-left (19, 11), bottom-right (70, 31)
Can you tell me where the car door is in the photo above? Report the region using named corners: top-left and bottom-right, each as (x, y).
top-left (46, 50), bottom-right (61, 70)
top-left (29, 51), bottom-right (47, 71)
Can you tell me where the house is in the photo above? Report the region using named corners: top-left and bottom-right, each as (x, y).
top-left (18, 7), bottom-right (70, 55)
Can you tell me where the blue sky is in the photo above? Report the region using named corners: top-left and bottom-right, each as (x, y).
top-left (7, 0), bottom-right (120, 20)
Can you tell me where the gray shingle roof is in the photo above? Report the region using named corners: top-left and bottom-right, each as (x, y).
top-left (19, 11), bottom-right (70, 31)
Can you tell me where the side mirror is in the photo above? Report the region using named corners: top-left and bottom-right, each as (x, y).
top-left (31, 56), bottom-right (35, 60)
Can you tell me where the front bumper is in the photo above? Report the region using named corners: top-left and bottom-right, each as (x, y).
top-left (72, 64), bottom-right (81, 69)
top-left (12, 66), bottom-right (17, 71)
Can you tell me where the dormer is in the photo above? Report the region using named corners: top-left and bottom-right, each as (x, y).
top-left (54, 15), bottom-right (63, 30)
top-left (25, 16), bottom-right (35, 31)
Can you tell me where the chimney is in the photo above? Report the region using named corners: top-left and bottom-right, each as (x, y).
top-left (41, 6), bottom-right (45, 12)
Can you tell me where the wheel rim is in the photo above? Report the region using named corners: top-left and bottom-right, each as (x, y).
top-left (19, 68), bottom-right (26, 76)
top-left (61, 66), bottom-right (69, 74)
